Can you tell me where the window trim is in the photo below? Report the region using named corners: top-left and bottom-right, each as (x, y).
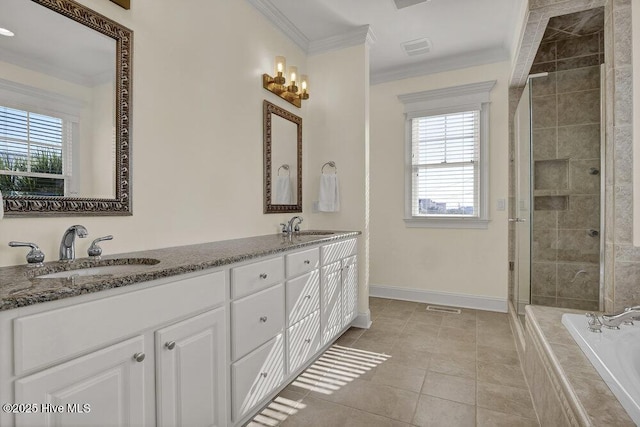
top-left (399, 80), bottom-right (496, 229)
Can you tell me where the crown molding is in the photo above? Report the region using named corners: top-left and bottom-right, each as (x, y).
top-left (246, 0), bottom-right (310, 51)
top-left (371, 46), bottom-right (509, 85)
top-left (247, 0), bottom-right (376, 56)
top-left (308, 25), bottom-right (377, 55)
top-left (398, 80), bottom-right (497, 105)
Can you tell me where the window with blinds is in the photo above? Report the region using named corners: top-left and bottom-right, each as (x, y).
top-left (411, 110), bottom-right (480, 217)
top-left (0, 106), bottom-right (68, 196)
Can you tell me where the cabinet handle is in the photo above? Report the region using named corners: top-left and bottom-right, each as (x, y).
top-left (165, 341), bottom-right (176, 350)
top-left (133, 352), bottom-right (145, 362)
top-left (260, 316), bottom-right (268, 323)
top-left (304, 338), bottom-right (311, 344)
top-left (260, 372), bottom-right (268, 378)
top-left (259, 273), bottom-right (268, 279)
top-left (304, 294), bottom-right (311, 299)
top-left (304, 260), bottom-right (311, 264)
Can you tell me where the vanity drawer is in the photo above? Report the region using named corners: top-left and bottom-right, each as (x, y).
top-left (231, 334), bottom-right (284, 421)
top-left (285, 270), bottom-right (320, 326)
top-left (285, 247), bottom-right (319, 278)
top-left (321, 238), bottom-right (357, 265)
top-left (14, 270), bottom-right (225, 375)
top-left (287, 311), bottom-right (321, 375)
top-left (231, 283), bottom-right (284, 360)
top-left (231, 257), bottom-right (284, 299)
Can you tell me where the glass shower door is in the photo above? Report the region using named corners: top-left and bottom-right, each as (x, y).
top-left (513, 82), bottom-right (532, 319)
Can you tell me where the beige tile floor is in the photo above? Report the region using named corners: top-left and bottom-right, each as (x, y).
top-left (248, 297), bottom-right (540, 426)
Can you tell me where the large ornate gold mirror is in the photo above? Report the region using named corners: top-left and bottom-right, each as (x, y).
top-left (263, 100), bottom-right (302, 214)
top-left (0, 0), bottom-right (132, 216)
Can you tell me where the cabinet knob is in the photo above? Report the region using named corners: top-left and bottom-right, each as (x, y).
top-left (304, 294), bottom-right (311, 299)
top-left (304, 338), bottom-right (311, 344)
top-left (259, 273), bottom-right (268, 279)
top-left (260, 372), bottom-right (268, 378)
top-left (260, 316), bottom-right (268, 323)
top-left (165, 341), bottom-right (176, 350)
top-left (133, 352), bottom-right (145, 362)
top-left (304, 260), bottom-right (311, 264)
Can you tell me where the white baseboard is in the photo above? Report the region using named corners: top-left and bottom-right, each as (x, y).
top-left (352, 310), bottom-right (372, 329)
top-left (369, 284), bottom-right (508, 313)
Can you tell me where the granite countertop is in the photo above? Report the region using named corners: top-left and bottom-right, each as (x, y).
top-left (525, 305), bottom-right (635, 426)
top-left (0, 231), bottom-right (360, 312)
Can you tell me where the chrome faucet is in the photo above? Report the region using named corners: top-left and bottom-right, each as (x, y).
top-left (586, 312), bottom-right (602, 333)
top-left (601, 306), bottom-right (640, 329)
top-left (280, 216), bottom-right (303, 234)
top-left (59, 225), bottom-right (88, 261)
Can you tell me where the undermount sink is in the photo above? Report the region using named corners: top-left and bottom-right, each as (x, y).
top-left (34, 258), bottom-right (161, 279)
top-left (295, 231), bottom-right (336, 236)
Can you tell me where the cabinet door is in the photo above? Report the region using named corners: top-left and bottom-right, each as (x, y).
top-left (342, 255), bottom-right (358, 326)
top-left (15, 336), bottom-right (145, 427)
top-left (156, 308), bottom-right (226, 427)
top-left (321, 261), bottom-right (342, 346)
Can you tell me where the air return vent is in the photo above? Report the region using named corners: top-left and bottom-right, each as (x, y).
top-left (426, 305), bottom-right (461, 314)
top-left (401, 38), bottom-right (432, 56)
top-left (393, 0), bottom-right (430, 9)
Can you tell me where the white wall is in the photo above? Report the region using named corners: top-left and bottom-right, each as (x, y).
top-left (0, 0), bottom-right (314, 266)
top-left (369, 61), bottom-right (511, 310)
top-left (306, 44), bottom-right (371, 316)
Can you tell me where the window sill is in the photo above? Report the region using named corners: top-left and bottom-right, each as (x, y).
top-left (404, 217), bottom-right (490, 229)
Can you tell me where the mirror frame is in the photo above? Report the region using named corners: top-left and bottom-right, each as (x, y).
top-left (2, 0), bottom-right (133, 217)
top-left (263, 100), bottom-right (302, 214)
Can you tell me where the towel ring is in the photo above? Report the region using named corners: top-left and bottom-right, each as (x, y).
top-left (277, 164), bottom-right (290, 176)
top-left (321, 161), bottom-right (337, 174)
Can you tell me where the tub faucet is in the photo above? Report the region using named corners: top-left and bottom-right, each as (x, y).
top-left (59, 225), bottom-right (88, 261)
top-left (602, 306), bottom-right (640, 329)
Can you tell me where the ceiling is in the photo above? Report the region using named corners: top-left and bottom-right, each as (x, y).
top-left (0, 0), bottom-right (115, 87)
top-left (248, 0), bottom-right (525, 84)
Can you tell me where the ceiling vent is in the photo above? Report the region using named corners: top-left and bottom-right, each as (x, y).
top-left (401, 38), bottom-right (432, 56)
top-left (393, 0), bottom-right (430, 10)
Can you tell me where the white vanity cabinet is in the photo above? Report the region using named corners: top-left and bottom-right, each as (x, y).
top-left (320, 239), bottom-right (358, 345)
top-left (230, 256), bottom-right (286, 421)
top-left (285, 248), bottom-right (322, 375)
top-left (0, 269), bottom-right (227, 427)
top-left (0, 235), bottom-right (359, 427)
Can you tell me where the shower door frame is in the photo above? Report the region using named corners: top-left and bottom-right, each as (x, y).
top-left (513, 81), bottom-right (533, 317)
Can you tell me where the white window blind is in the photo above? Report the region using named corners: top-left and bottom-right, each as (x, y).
top-left (0, 105), bottom-right (69, 196)
top-left (411, 110), bottom-right (480, 217)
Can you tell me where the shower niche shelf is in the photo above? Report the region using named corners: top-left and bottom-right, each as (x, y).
top-left (534, 195), bottom-right (569, 211)
top-left (534, 159), bottom-right (569, 191)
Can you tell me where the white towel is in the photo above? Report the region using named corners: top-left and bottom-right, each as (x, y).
top-left (0, 189), bottom-right (3, 220)
top-left (274, 175), bottom-right (292, 204)
top-left (318, 173), bottom-right (340, 212)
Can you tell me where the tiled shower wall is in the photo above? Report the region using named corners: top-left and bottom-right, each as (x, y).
top-left (529, 35), bottom-right (603, 311)
top-left (509, 0), bottom-right (637, 316)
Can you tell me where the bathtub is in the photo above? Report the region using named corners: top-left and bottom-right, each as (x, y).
top-left (562, 313), bottom-right (640, 425)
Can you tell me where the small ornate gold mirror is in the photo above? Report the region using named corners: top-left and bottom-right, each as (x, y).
top-left (263, 100), bottom-right (302, 213)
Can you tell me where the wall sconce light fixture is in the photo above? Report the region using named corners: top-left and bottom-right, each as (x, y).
top-left (263, 56), bottom-right (309, 108)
